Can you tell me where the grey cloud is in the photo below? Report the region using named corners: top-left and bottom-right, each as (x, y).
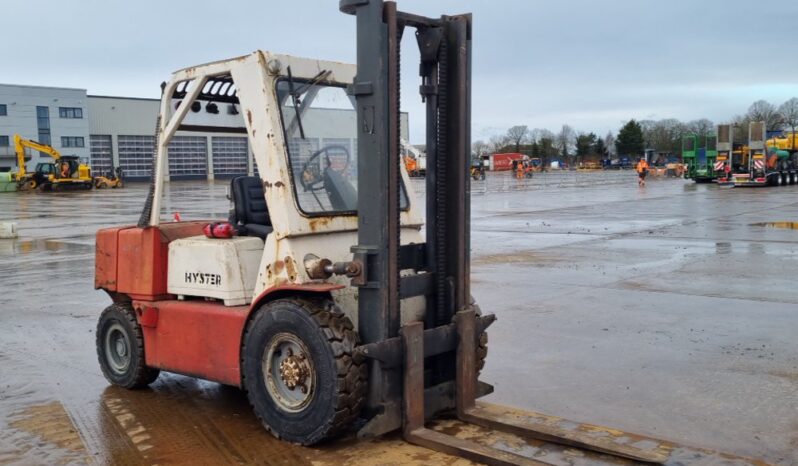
top-left (5, 0), bottom-right (797, 142)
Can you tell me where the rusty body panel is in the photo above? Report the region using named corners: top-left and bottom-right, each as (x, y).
top-left (248, 282), bottom-right (345, 312)
top-left (94, 227), bottom-right (121, 290)
top-left (95, 221), bottom-right (207, 300)
top-left (130, 283), bottom-right (345, 387)
top-left (135, 299), bottom-right (249, 386)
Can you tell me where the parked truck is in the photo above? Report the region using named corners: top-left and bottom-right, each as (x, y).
top-left (486, 152), bottom-right (525, 171)
top-left (682, 133), bottom-right (718, 182)
top-left (732, 122), bottom-right (797, 186)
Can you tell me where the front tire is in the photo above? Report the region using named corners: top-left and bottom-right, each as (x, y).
top-left (241, 298), bottom-right (366, 445)
top-left (96, 303), bottom-right (160, 388)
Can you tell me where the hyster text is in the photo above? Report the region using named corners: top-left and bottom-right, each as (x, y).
top-left (185, 272), bottom-right (222, 286)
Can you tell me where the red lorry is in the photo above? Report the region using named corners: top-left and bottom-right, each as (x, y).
top-left (486, 152), bottom-right (525, 171)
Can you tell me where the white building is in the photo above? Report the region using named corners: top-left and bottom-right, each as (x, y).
top-left (87, 95), bottom-right (256, 181)
top-left (1, 83), bottom-right (409, 181)
top-left (0, 84), bottom-right (90, 171)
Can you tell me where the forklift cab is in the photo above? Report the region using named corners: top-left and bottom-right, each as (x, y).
top-left (132, 50), bottom-right (423, 318)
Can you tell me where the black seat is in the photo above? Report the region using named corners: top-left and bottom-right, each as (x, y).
top-left (324, 169), bottom-right (358, 211)
top-left (229, 176), bottom-right (272, 239)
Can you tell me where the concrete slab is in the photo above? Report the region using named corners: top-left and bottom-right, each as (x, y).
top-left (0, 172), bottom-right (796, 465)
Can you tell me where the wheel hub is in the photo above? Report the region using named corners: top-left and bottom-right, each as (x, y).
top-left (263, 333), bottom-right (315, 412)
top-left (115, 338), bottom-right (127, 357)
top-left (279, 348), bottom-right (309, 392)
top-left (105, 322), bottom-right (131, 374)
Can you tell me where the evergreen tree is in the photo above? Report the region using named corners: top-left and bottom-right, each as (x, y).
top-left (594, 137), bottom-right (606, 158)
top-left (616, 120), bottom-right (645, 157)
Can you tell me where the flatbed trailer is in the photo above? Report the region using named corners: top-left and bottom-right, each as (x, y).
top-left (733, 122), bottom-right (798, 187)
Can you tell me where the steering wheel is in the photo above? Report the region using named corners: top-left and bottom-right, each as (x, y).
top-left (299, 145), bottom-right (351, 191)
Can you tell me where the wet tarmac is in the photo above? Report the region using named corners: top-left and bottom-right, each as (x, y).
top-left (1, 171), bottom-right (796, 465)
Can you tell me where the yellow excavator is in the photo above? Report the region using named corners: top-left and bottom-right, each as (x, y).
top-left (13, 134), bottom-right (94, 191)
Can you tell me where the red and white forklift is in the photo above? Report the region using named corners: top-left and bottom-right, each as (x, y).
top-left (93, 1), bottom-right (768, 464)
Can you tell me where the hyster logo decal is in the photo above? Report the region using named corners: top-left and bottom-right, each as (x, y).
top-left (185, 272), bottom-right (222, 286)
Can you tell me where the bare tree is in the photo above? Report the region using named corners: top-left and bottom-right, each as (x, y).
top-left (536, 129), bottom-right (556, 170)
top-left (537, 128), bottom-right (555, 141)
top-left (686, 119), bottom-right (714, 142)
top-left (472, 140), bottom-right (489, 157)
top-left (660, 119), bottom-right (685, 154)
top-left (604, 131), bottom-right (616, 157)
top-left (505, 125), bottom-right (529, 152)
top-left (747, 100), bottom-right (782, 130)
top-left (639, 120), bottom-right (656, 148)
top-left (731, 114), bottom-right (751, 144)
top-left (528, 128), bottom-right (543, 144)
top-left (488, 134), bottom-right (509, 153)
top-left (555, 124), bottom-right (574, 160)
top-left (778, 97), bottom-right (798, 149)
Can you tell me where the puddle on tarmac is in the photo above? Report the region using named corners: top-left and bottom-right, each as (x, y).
top-left (751, 222), bottom-right (798, 230)
top-left (472, 250), bottom-right (562, 266)
top-left (5, 401), bottom-right (89, 463)
top-left (0, 238), bottom-right (92, 255)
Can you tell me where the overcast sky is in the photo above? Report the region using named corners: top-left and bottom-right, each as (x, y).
top-left (5, 0), bottom-right (797, 143)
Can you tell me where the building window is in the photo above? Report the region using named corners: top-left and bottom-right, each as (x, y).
top-left (0, 104), bottom-right (6, 116)
top-left (59, 107), bottom-right (83, 119)
top-left (61, 136), bottom-right (85, 148)
top-left (0, 136), bottom-right (8, 146)
top-left (36, 106), bottom-right (51, 146)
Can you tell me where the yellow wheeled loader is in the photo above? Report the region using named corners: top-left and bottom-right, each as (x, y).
top-left (94, 167), bottom-right (124, 189)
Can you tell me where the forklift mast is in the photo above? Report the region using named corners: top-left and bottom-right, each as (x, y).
top-left (342, 0), bottom-right (473, 436)
top-left (342, 3), bottom-right (674, 464)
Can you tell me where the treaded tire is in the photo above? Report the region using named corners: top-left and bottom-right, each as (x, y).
top-left (96, 303), bottom-right (160, 388)
top-left (471, 300), bottom-right (490, 375)
top-left (477, 331), bottom-right (489, 373)
top-left (241, 298), bottom-right (366, 445)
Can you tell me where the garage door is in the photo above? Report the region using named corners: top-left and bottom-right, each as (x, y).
top-left (168, 136), bottom-right (207, 179)
top-left (212, 137), bottom-right (248, 177)
top-left (118, 135), bottom-right (155, 179)
top-left (89, 135), bottom-right (113, 177)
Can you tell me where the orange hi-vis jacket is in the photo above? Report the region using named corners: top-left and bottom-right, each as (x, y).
top-left (636, 160), bottom-right (649, 174)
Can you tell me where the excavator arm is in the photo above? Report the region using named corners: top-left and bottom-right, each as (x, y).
top-left (13, 134), bottom-right (62, 180)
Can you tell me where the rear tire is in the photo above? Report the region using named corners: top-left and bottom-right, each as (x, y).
top-left (96, 303), bottom-right (160, 388)
top-left (241, 298), bottom-right (366, 445)
top-left (471, 300), bottom-right (490, 374)
top-left (477, 331), bottom-right (489, 373)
